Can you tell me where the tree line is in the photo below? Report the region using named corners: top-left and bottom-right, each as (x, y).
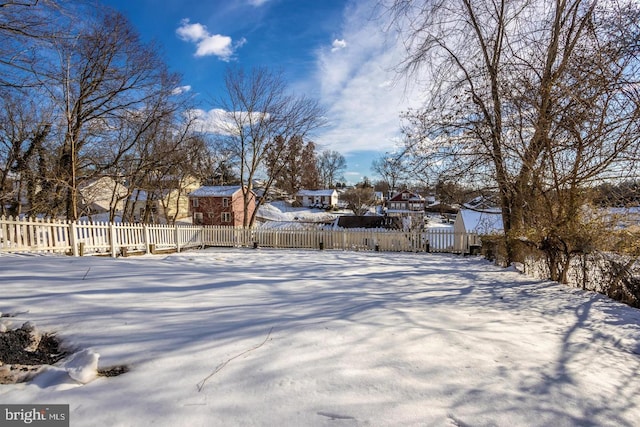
top-left (0, 1), bottom-right (348, 226)
top-left (382, 0), bottom-right (640, 283)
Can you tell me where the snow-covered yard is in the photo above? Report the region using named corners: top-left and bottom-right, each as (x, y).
top-left (1, 249), bottom-right (639, 426)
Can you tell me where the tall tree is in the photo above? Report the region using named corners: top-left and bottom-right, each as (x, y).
top-left (0, 0), bottom-right (64, 216)
top-left (0, 0), bottom-right (65, 90)
top-left (341, 186), bottom-right (376, 216)
top-left (214, 66), bottom-right (326, 226)
top-left (317, 150), bottom-right (346, 188)
top-left (40, 9), bottom-right (180, 219)
top-left (389, 0), bottom-right (640, 278)
top-left (372, 153), bottom-right (407, 196)
top-left (300, 140), bottom-right (320, 190)
top-left (265, 135), bottom-right (319, 194)
top-left (0, 94), bottom-right (53, 216)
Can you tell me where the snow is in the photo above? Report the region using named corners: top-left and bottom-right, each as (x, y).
top-left (31, 349), bottom-right (100, 390)
top-left (1, 249), bottom-right (639, 426)
top-left (296, 189), bottom-right (337, 197)
top-left (458, 208), bottom-right (504, 234)
top-left (256, 200), bottom-right (341, 226)
top-left (188, 185), bottom-right (242, 198)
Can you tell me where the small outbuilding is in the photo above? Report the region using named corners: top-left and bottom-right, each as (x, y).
top-left (453, 209), bottom-right (504, 253)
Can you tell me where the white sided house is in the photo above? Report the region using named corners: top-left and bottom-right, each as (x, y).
top-left (453, 208), bottom-right (504, 252)
top-left (295, 189), bottom-right (338, 208)
top-left (78, 176), bottom-right (128, 218)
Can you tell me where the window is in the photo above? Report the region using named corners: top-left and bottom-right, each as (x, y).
top-left (402, 193), bottom-right (409, 200)
top-left (194, 212), bottom-right (203, 224)
top-left (192, 198), bottom-right (199, 208)
top-left (222, 197), bottom-right (229, 207)
top-left (222, 212), bottom-right (231, 222)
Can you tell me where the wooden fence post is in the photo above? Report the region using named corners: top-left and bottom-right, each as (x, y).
top-left (110, 222), bottom-right (117, 258)
top-left (143, 224), bottom-right (151, 254)
top-left (70, 221), bottom-right (79, 257)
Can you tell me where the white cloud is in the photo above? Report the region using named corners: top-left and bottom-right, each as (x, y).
top-left (176, 20), bottom-right (208, 42)
top-left (307, 1), bottom-right (426, 158)
top-left (331, 39), bottom-right (347, 52)
top-left (194, 34), bottom-right (233, 58)
top-left (172, 85), bottom-right (192, 95)
top-left (186, 108), bottom-right (230, 134)
top-left (176, 19), bottom-right (243, 61)
top-left (248, 0), bottom-right (270, 5)
top-left (187, 108), bottom-right (267, 135)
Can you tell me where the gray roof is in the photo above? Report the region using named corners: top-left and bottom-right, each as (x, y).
top-left (189, 186), bottom-right (243, 197)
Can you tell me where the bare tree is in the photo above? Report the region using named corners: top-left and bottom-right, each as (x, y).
top-left (371, 153), bottom-right (405, 197)
top-left (317, 150), bottom-right (346, 188)
top-left (214, 66), bottom-right (326, 226)
top-left (388, 0), bottom-right (640, 277)
top-left (0, 0), bottom-right (66, 90)
top-left (0, 2), bottom-right (200, 222)
top-left (36, 9), bottom-right (181, 220)
top-left (0, 94), bottom-right (53, 216)
top-left (115, 109), bottom-right (204, 224)
top-left (341, 187), bottom-right (376, 216)
top-left (0, 0), bottom-right (65, 216)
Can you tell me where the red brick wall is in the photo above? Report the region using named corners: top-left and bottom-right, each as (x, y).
top-left (190, 191), bottom-right (255, 226)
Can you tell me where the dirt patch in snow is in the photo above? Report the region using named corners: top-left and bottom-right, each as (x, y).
top-left (0, 321), bottom-right (68, 384)
top-left (0, 319), bottom-right (127, 384)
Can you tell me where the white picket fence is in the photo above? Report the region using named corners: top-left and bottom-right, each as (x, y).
top-left (0, 216), bottom-right (478, 256)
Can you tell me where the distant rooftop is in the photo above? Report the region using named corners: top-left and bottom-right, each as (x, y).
top-left (189, 186), bottom-right (243, 197)
top-left (296, 189), bottom-right (337, 196)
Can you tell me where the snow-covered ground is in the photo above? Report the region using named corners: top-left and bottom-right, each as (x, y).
top-left (257, 200), bottom-right (338, 221)
top-left (1, 249), bottom-right (639, 426)
top-left (257, 201), bottom-right (454, 230)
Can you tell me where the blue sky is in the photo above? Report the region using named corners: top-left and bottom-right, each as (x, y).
top-left (100, 0), bottom-right (425, 184)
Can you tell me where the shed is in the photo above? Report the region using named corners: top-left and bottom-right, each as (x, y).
top-left (453, 209), bottom-right (504, 253)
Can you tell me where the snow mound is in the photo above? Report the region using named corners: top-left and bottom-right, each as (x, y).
top-left (64, 348), bottom-right (100, 384)
top-left (31, 349), bottom-right (100, 389)
top-left (256, 201), bottom-right (340, 229)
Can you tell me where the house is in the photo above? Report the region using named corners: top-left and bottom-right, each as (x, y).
top-left (453, 208), bottom-right (503, 252)
top-left (127, 176), bottom-right (200, 224)
top-left (188, 185), bottom-right (255, 227)
top-left (78, 176), bottom-right (128, 218)
top-left (295, 189), bottom-right (338, 208)
top-left (386, 190), bottom-right (427, 215)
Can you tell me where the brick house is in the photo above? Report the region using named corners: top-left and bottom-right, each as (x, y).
top-left (188, 185), bottom-right (255, 226)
